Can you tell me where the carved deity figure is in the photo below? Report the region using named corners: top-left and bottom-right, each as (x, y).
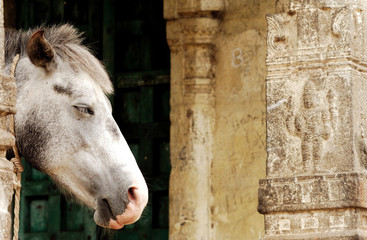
top-left (288, 81), bottom-right (332, 171)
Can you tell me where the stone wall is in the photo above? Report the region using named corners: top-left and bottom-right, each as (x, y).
top-left (165, 0), bottom-right (274, 239)
top-left (0, 0), bottom-right (17, 238)
top-left (211, 1), bottom-right (274, 239)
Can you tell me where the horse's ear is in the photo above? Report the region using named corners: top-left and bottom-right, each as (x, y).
top-left (27, 30), bottom-right (55, 71)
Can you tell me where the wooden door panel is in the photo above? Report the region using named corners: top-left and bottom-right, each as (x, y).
top-left (61, 198), bottom-right (85, 232)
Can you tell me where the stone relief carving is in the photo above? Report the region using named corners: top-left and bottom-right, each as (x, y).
top-left (286, 80), bottom-right (337, 172)
top-left (331, 7), bottom-right (351, 50)
top-left (184, 45), bottom-right (214, 80)
top-left (326, 89), bottom-right (338, 130)
top-left (267, 6), bottom-right (364, 61)
top-left (357, 112), bottom-right (367, 170)
top-left (358, 123), bottom-right (367, 169)
top-left (262, 1), bottom-right (367, 239)
top-left (266, 14), bottom-right (288, 58)
top-left (180, 19), bottom-right (219, 95)
top-left (258, 173), bottom-right (366, 214)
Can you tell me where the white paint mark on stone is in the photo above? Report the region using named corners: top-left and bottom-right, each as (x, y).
top-left (267, 99), bottom-right (287, 111)
top-left (231, 48), bottom-right (244, 68)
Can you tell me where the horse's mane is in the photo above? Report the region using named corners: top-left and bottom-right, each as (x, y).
top-left (5, 24), bottom-right (113, 94)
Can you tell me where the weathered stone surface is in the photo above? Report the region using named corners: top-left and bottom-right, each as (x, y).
top-left (166, 6), bottom-right (219, 240)
top-left (166, 0), bottom-right (275, 239)
top-left (164, 0), bottom-right (224, 20)
top-left (210, 1), bottom-right (275, 239)
top-left (266, 2), bottom-right (367, 176)
top-left (259, 173), bottom-right (367, 213)
top-left (264, 209), bottom-right (367, 239)
top-left (0, 158), bottom-right (14, 240)
top-left (266, 69), bottom-right (358, 176)
top-left (261, 0), bottom-right (367, 239)
top-left (0, 75), bottom-right (16, 114)
top-left (0, 0), bottom-right (17, 238)
top-left (0, 128), bottom-right (14, 151)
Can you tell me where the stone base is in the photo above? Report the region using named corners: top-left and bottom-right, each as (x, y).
top-left (259, 174), bottom-right (367, 240)
top-left (263, 208), bottom-right (367, 240)
top-left (258, 173), bottom-right (367, 214)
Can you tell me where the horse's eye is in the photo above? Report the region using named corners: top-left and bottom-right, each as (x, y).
top-left (73, 105), bottom-right (94, 116)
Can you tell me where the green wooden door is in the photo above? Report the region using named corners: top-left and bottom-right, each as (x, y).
top-left (101, 0), bottom-right (170, 239)
top-left (19, 161), bottom-right (96, 240)
top-left (14, 1), bottom-right (170, 239)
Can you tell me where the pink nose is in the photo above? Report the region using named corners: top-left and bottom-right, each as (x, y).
top-left (108, 185), bottom-right (148, 229)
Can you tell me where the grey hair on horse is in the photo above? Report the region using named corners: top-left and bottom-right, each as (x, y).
top-left (5, 24), bottom-right (148, 229)
top-left (6, 24), bottom-right (113, 94)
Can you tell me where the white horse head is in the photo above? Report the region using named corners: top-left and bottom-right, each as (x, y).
top-left (6, 25), bottom-right (148, 229)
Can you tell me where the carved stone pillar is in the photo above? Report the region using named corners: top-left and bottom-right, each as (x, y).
top-left (259, 1), bottom-right (367, 239)
top-left (0, 0), bottom-right (17, 239)
top-left (165, 1), bottom-right (222, 239)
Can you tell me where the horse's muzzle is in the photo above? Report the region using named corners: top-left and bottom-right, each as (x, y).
top-left (109, 186), bottom-right (148, 229)
top-left (94, 183), bottom-right (148, 229)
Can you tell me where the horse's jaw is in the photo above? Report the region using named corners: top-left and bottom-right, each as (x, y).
top-left (52, 172), bottom-right (148, 229)
top-left (49, 153), bottom-right (148, 229)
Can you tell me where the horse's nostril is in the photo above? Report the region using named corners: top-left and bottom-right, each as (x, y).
top-left (128, 187), bottom-right (137, 203)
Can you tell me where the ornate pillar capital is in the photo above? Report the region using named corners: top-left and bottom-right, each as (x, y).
top-left (164, 0), bottom-right (224, 20)
top-left (166, 10), bottom-right (221, 98)
top-left (166, 17), bottom-right (220, 52)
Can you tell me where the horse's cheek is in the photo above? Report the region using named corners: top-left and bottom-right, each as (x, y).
top-left (16, 117), bottom-right (51, 172)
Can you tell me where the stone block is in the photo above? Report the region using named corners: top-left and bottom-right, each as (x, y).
top-left (0, 75), bottom-right (16, 114)
top-left (258, 173), bottom-right (367, 214)
top-left (0, 128), bottom-right (14, 151)
top-left (0, 158), bottom-right (14, 240)
top-left (264, 209), bottom-right (367, 239)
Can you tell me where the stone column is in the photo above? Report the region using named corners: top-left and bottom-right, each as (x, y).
top-left (0, 0), bottom-right (17, 239)
top-left (164, 1), bottom-right (223, 239)
top-left (259, 0), bottom-right (367, 239)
